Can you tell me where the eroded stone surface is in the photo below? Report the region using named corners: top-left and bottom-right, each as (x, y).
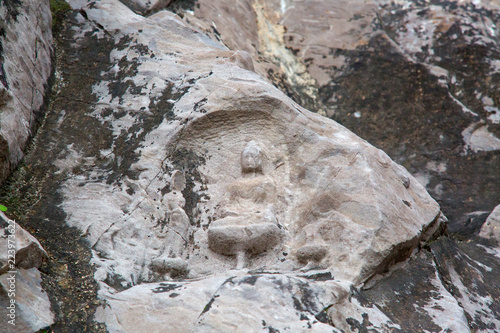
top-left (338, 249), bottom-right (470, 333)
top-left (0, 268), bottom-right (54, 333)
top-left (46, 0), bottom-right (442, 290)
top-left (96, 272), bottom-right (345, 333)
top-left (0, 212), bottom-right (47, 274)
top-left (10, 0), bottom-right (500, 332)
top-left (431, 237), bottom-right (500, 332)
top-left (171, 0), bottom-right (500, 236)
top-left (480, 204), bottom-right (500, 243)
top-left (0, 0), bottom-right (53, 182)
top-left (10, 0), bottom-right (448, 331)
top-left (0, 212), bottom-right (52, 332)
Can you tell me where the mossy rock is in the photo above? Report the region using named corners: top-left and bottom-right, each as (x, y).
top-left (50, 0), bottom-right (71, 30)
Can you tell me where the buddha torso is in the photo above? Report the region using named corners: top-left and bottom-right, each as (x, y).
top-left (207, 141), bottom-right (284, 268)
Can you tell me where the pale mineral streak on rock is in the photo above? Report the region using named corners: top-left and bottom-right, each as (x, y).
top-left (430, 237), bottom-right (500, 332)
top-left (447, 264), bottom-right (499, 332)
top-left (252, 0), bottom-right (319, 104)
top-left (486, 105), bottom-right (500, 124)
top-left (462, 121), bottom-right (500, 153)
top-left (421, 266), bottom-right (471, 333)
top-left (477, 243), bottom-right (500, 259)
top-left (334, 249), bottom-right (473, 332)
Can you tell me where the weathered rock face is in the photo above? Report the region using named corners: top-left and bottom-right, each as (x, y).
top-left (0, 0), bottom-right (53, 182)
top-left (329, 235), bottom-right (500, 333)
top-left (0, 212), bottom-right (53, 332)
top-left (480, 204), bottom-right (500, 243)
top-left (96, 272), bottom-right (347, 333)
top-left (172, 0), bottom-right (500, 235)
top-left (340, 240), bottom-right (497, 333)
top-left (47, 0), bottom-right (442, 289)
top-left (4, 0), bottom-right (451, 331)
top-left (0, 3), bottom-right (54, 328)
top-left (1, 0), bottom-right (498, 332)
top-left (430, 237), bottom-right (500, 332)
top-left (119, 0), bottom-right (172, 15)
top-left (0, 212), bottom-right (48, 274)
top-left (339, 235), bottom-right (500, 333)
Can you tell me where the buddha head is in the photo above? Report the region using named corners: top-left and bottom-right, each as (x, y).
top-left (241, 140), bottom-right (263, 175)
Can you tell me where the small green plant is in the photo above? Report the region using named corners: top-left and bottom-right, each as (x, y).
top-left (0, 205), bottom-right (6, 212)
top-left (0, 162), bottom-right (42, 222)
top-left (50, 0), bottom-right (71, 30)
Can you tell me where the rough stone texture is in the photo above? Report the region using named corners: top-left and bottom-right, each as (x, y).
top-left (480, 204), bottom-right (500, 243)
top-left (172, 0), bottom-right (500, 236)
top-left (0, 268), bottom-right (54, 332)
top-left (95, 272), bottom-right (345, 332)
top-left (3, 0), bottom-right (498, 332)
top-left (48, 0), bottom-right (441, 290)
top-left (0, 212), bottom-right (52, 332)
top-left (119, 0), bottom-right (173, 15)
top-left (430, 237), bottom-right (500, 332)
top-left (8, 0), bottom-right (449, 331)
top-left (339, 249), bottom-right (470, 333)
top-left (0, 0), bottom-right (53, 183)
top-left (0, 212), bottom-right (47, 274)
top-left (167, 0), bottom-right (321, 112)
top-left (330, 236), bottom-right (500, 333)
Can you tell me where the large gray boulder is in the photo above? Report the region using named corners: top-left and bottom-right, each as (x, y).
top-left (0, 212), bottom-right (48, 274)
top-left (57, 0), bottom-right (443, 287)
top-left (4, 0), bottom-right (496, 332)
top-left (14, 0), bottom-right (451, 331)
top-left (95, 272), bottom-right (346, 332)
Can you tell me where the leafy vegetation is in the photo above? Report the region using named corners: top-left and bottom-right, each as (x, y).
top-left (50, 0), bottom-right (71, 30)
top-left (0, 162), bottom-right (42, 222)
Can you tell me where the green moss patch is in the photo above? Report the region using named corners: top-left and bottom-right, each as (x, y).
top-left (50, 0), bottom-right (71, 30)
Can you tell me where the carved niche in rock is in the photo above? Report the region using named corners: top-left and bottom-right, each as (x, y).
top-left (171, 103), bottom-right (441, 284)
top-left (207, 140), bottom-right (285, 269)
